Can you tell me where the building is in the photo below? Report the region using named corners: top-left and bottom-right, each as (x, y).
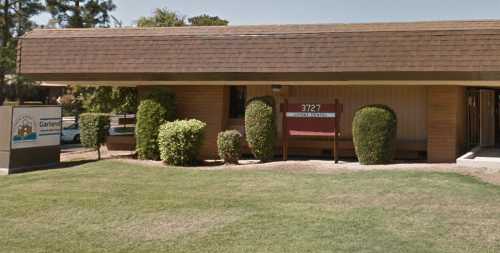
top-left (16, 20), bottom-right (500, 162)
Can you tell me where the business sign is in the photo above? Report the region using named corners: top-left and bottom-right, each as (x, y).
top-left (281, 99), bottom-right (342, 163)
top-left (11, 107), bottom-right (61, 150)
top-left (282, 103), bottom-right (341, 137)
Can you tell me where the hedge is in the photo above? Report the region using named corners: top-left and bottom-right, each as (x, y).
top-left (245, 96), bottom-right (276, 162)
top-left (158, 119), bottom-right (206, 166)
top-left (80, 113), bottom-right (110, 160)
top-left (217, 130), bottom-right (242, 164)
top-left (135, 88), bottom-right (175, 160)
top-left (352, 105), bottom-right (398, 165)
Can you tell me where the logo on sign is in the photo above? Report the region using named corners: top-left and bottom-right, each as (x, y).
top-left (12, 115), bottom-right (38, 143)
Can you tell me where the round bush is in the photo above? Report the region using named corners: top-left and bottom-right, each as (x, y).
top-left (217, 130), bottom-right (242, 164)
top-left (135, 89), bottom-right (175, 160)
top-left (352, 105), bottom-right (397, 165)
top-left (80, 113), bottom-right (110, 160)
top-left (245, 96), bottom-right (276, 162)
top-left (158, 119), bottom-right (207, 166)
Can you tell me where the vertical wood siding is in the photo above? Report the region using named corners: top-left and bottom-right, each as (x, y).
top-left (248, 85), bottom-right (428, 142)
top-left (427, 86), bottom-right (465, 162)
top-left (172, 86), bottom-right (227, 158)
top-left (138, 86), bottom-right (227, 159)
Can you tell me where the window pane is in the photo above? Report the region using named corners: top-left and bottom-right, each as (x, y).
top-left (229, 86), bottom-right (247, 119)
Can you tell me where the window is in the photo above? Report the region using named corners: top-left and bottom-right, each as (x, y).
top-left (229, 86), bottom-right (247, 119)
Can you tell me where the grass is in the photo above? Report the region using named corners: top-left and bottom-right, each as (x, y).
top-left (1, 160), bottom-right (500, 253)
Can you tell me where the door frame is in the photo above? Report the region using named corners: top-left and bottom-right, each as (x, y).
top-left (480, 89), bottom-right (495, 147)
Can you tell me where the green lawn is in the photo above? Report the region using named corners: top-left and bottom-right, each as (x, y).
top-left (1, 161), bottom-right (500, 253)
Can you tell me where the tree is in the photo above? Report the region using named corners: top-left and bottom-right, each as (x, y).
top-left (80, 113), bottom-right (109, 160)
top-left (81, 86), bottom-right (113, 113)
top-left (0, 0), bottom-right (45, 105)
top-left (136, 8), bottom-right (229, 28)
top-left (46, 0), bottom-right (116, 28)
top-left (188, 14), bottom-right (228, 26)
top-left (136, 8), bottom-right (185, 27)
top-left (112, 87), bottom-right (137, 114)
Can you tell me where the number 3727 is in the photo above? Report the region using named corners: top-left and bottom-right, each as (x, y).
top-left (301, 104), bottom-right (321, 112)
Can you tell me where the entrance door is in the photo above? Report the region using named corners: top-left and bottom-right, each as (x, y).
top-left (480, 89), bottom-right (495, 147)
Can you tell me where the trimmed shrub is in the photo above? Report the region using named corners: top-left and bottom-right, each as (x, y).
top-left (158, 119), bottom-right (207, 166)
top-left (245, 96), bottom-right (276, 162)
top-left (217, 130), bottom-right (242, 164)
top-left (80, 113), bottom-right (110, 160)
top-left (135, 88), bottom-right (175, 160)
top-left (352, 105), bottom-right (398, 165)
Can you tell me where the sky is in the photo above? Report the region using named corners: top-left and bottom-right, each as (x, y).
top-left (35, 0), bottom-right (500, 27)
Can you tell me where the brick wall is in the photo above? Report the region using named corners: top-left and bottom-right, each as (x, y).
top-left (427, 86), bottom-right (466, 162)
top-left (138, 85), bottom-right (228, 159)
top-left (172, 86), bottom-right (228, 158)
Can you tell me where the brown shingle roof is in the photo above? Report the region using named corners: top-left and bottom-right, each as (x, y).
top-left (17, 20), bottom-right (500, 80)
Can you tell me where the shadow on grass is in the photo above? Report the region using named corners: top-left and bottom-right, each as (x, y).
top-left (8, 159), bottom-right (99, 175)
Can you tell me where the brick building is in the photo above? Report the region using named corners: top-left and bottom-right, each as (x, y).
top-left (17, 20), bottom-right (500, 162)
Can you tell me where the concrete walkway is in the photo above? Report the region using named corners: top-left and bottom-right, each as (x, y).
top-left (457, 147), bottom-right (500, 169)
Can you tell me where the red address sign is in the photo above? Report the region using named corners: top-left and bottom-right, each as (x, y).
top-left (281, 102), bottom-right (342, 137)
top-left (280, 99), bottom-right (343, 163)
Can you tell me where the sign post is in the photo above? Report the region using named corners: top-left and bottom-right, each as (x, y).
top-left (281, 99), bottom-right (342, 163)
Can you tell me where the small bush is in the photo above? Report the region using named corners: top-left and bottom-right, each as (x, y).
top-left (217, 130), bottom-right (242, 164)
top-left (352, 105), bottom-right (398, 165)
top-left (80, 113), bottom-right (110, 160)
top-left (158, 119), bottom-right (206, 166)
top-left (245, 96), bottom-right (276, 162)
top-left (135, 88), bottom-right (175, 160)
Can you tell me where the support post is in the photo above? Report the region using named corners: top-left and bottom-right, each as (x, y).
top-left (333, 99), bottom-right (339, 164)
top-left (282, 98), bottom-right (288, 161)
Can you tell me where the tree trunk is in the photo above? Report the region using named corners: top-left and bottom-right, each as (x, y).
top-left (0, 0), bottom-right (10, 105)
top-left (73, 0), bottom-right (83, 28)
top-left (97, 145), bottom-right (101, 160)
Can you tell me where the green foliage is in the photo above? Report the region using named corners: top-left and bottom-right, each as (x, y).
top-left (0, 0), bottom-right (44, 38)
top-left (188, 14), bottom-right (229, 26)
top-left (245, 96), bottom-right (276, 162)
top-left (75, 86), bottom-right (138, 115)
top-left (59, 86), bottom-right (84, 118)
top-left (352, 105), bottom-right (398, 165)
top-left (111, 87), bottom-right (138, 114)
top-left (82, 86), bottom-right (113, 113)
top-left (80, 113), bottom-right (110, 160)
top-left (135, 88), bottom-right (175, 160)
top-left (137, 8), bottom-right (186, 27)
top-left (217, 130), bottom-right (242, 164)
top-left (0, 0), bottom-right (45, 105)
top-left (158, 119), bottom-right (206, 166)
top-left (46, 0), bottom-right (116, 28)
top-left (137, 7), bottom-right (229, 27)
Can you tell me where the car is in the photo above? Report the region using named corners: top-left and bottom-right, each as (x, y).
top-left (61, 123), bottom-right (80, 143)
top-left (108, 126), bottom-right (135, 136)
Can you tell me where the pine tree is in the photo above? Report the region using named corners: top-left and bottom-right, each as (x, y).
top-left (0, 0), bottom-right (44, 105)
top-left (46, 0), bottom-right (115, 28)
